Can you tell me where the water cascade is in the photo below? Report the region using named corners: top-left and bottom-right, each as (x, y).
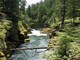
top-left (9, 29), bottom-right (50, 60)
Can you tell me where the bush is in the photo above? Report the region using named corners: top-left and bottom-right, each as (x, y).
top-left (58, 34), bottom-right (72, 59)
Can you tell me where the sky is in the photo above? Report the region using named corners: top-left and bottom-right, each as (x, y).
top-left (25, 0), bottom-right (44, 8)
top-left (26, 0), bottom-right (41, 5)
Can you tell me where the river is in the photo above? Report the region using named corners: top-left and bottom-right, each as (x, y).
top-left (9, 35), bottom-right (50, 60)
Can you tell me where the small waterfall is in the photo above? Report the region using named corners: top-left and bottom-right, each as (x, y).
top-left (9, 29), bottom-right (49, 60)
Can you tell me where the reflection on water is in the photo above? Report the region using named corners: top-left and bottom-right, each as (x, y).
top-left (9, 36), bottom-right (49, 60)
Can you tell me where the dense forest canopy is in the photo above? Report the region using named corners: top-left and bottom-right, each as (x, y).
top-left (26, 0), bottom-right (80, 28)
top-left (0, 0), bottom-right (80, 28)
top-left (0, 0), bottom-right (80, 60)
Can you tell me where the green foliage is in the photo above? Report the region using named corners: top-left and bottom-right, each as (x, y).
top-left (3, 0), bottom-right (20, 22)
top-left (19, 0), bottom-right (26, 14)
top-left (0, 20), bottom-right (11, 49)
top-left (26, 0), bottom-right (80, 28)
top-left (64, 25), bottom-right (80, 40)
top-left (58, 34), bottom-right (72, 58)
top-left (0, 0), bottom-right (80, 60)
top-left (18, 21), bottom-right (27, 34)
top-left (56, 23), bottom-right (80, 60)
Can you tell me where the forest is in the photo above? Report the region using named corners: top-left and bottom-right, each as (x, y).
top-left (0, 0), bottom-right (80, 60)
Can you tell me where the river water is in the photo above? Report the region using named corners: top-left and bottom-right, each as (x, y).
top-left (9, 35), bottom-right (49, 60)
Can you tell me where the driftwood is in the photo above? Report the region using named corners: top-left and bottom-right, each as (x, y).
top-left (10, 47), bottom-right (54, 51)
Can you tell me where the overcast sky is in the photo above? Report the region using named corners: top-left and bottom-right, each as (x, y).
top-left (25, 0), bottom-right (44, 8)
top-left (26, 0), bottom-right (41, 5)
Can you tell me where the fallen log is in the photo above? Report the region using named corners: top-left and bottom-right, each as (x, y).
top-left (10, 46), bottom-right (54, 51)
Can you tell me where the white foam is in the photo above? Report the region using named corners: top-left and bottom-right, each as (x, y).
top-left (28, 34), bottom-right (47, 36)
top-left (28, 29), bottom-right (47, 36)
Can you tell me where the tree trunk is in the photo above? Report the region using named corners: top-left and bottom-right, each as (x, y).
top-left (61, 0), bottom-right (66, 28)
top-left (72, 4), bottom-right (76, 23)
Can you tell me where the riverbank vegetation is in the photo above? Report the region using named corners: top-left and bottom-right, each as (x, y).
top-left (0, 0), bottom-right (80, 60)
